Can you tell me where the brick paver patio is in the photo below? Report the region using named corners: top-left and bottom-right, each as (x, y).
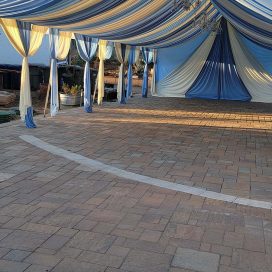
top-left (0, 92), bottom-right (272, 271)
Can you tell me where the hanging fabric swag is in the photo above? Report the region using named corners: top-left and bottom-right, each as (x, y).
top-left (75, 34), bottom-right (98, 113)
top-left (97, 40), bottom-right (113, 105)
top-left (49, 29), bottom-right (72, 117)
top-left (115, 43), bottom-right (128, 104)
top-left (156, 33), bottom-right (216, 97)
top-left (228, 23), bottom-right (272, 102)
top-left (0, 18), bottom-right (47, 128)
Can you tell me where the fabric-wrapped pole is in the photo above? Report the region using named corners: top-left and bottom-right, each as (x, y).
top-left (0, 19), bottom-right (47, 128)
top-left (97, 40), bottom-right (113, 105)
top-left (126, 46), bottom-right (140, 98)
top-left (150, 49), bottom-right (157, 96)
top-left (49, 29), bottom-right (72, 117)
top-left (75, 34), bottom-right (98, 113)
top-left (49, 29), bottom-right (58, 117)
top-left (141, 48), bottom-right (153, 98)
top-left (115, 43), bottom-right (127, 104)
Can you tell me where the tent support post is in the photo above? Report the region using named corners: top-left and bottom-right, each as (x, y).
top-left (43, 83), bottom-right (51, 117)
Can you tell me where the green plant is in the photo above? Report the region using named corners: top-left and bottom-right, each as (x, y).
top-left (62, 83), bottom-right (70, 94)
top-left (61, 83), bottom-right (82, 96)
top-left (70, 84), bottom-right (82, 96)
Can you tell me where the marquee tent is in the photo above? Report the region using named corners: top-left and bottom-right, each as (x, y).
top-left (0, 0), bottom-right (271, 128)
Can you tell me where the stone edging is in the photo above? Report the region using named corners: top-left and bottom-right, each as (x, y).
top-left (20, 135), bottom-right (272, 210)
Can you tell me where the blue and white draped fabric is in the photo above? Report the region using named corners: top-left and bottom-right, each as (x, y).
top-left (155, 17), bottom-right (271, 103)
top-left (155, 33), bottom-right (216, 97)
top-left (155, 32), bottom-right (209, 84)
top-left (141, 48), bottom-right (153, 98)
top-left (115, 43), bottom-right (127, 104)
top-left (211, 0), bottom-right (272, 47)
top-left (97, 40), bottom-right (113, 105)
top-left (228, 23), bottom-right (272, 102)
top-left (49, 28), bottom-right (59, 117)
top-left (126, 46), bottom-right (140, 98)
top-left (239, 34), bottom-right (272, 75)
top-left (0, 0), bottom-right (125, 19)
top-left (186, 19), bottom-right (251, 101)
top-left (0, 19), bottom-right (46, 128)
top-left (219, 20), bottom-right (251, 101)
top-left (0, 0), bottom-right (67, 17)
top-left (75, 34), bottom-right (98, 113)
top-left (17, 21), bottom-right (36, 128)
top-left (49, 29), bottom-right (72, 117)
top-left (0, 1), bottom-right (221, 48)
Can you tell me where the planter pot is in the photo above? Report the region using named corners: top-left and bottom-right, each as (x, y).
top-left (60, 93), bottom-right (81, 106)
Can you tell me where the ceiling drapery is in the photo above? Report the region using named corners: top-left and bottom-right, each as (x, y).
top-left (0, 1), bottom-right (270, 48)
top-left (211, 0), bottom-right (272, 47)
top-left (0, 1), bottom-right (219, 48)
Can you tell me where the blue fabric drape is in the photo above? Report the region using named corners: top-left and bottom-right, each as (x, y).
top-left (156, 32), bottom-right (209, 83)
top-left (186, 19), bottom-right (251, 101)
top-left (75, 34), bottom-right (98, 113)
top-left (126, 46), bottom-right (136, 98)
top-left (141, 48), bottom-right (152, 98)
top-left (239, 34), bottom-right (272, 75)
top-left (25, 106), bottom-right (36, 128)
top-left (219, 20), bottom-right (251, 101)
top-left (186, 31), bottom-right (221, 100)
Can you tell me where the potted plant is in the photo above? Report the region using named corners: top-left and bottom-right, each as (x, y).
top-left (60, 83), bottom-right (83, 106)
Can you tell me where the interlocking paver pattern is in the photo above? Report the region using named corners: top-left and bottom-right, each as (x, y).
top-left (0, 91), bottom-right (272, 271)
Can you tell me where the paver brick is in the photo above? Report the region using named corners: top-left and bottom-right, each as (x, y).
top-left (24, 252), bottom-right (61, 267)
top-left (3, 250), bottom-right (31, 262)
top-left (172, 247), bottom-right (220, 272)
top-left (1, 91), bottom-right (272, 272)
top-left (0, 259), bottom-right (30, 272)
top-left (121, 249), bottom-right (172, 272)
top-left (78, 251), bottom-right (124, 268)
top-left (0, 230), bottom-right (50, 251)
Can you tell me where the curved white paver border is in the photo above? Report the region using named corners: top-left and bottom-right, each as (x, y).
top-left (20, 135), bottom-right (272, 210)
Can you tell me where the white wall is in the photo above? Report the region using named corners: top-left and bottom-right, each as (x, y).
top-left (0, 28), bottom-right (50, 66)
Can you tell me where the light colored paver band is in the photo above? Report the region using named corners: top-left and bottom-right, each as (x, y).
top-left (172, 248), bottom-right (220, 272)
top-left (20, 135), bottom-right (272, 210)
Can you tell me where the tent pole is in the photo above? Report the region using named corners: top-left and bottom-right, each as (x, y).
top-left (43, 83), bottom-right (51, 117)
top-left (93, 76), bottom-right (98, 103)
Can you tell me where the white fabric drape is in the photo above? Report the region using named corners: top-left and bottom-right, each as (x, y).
top-left (97, 40), bottom-right (113, 105)
top-left (49, 29), bottom-right (72, 116)
top-left (75, 34), bottom-right (98, 113)
top-left (0, 19), bottom-right (47, 126)
top-left (115, 43), bottom-right (129, 103)
top-left (228, 23), bottom-right (272, 103)
top-left (156, 33), bottom-right (216, 97)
